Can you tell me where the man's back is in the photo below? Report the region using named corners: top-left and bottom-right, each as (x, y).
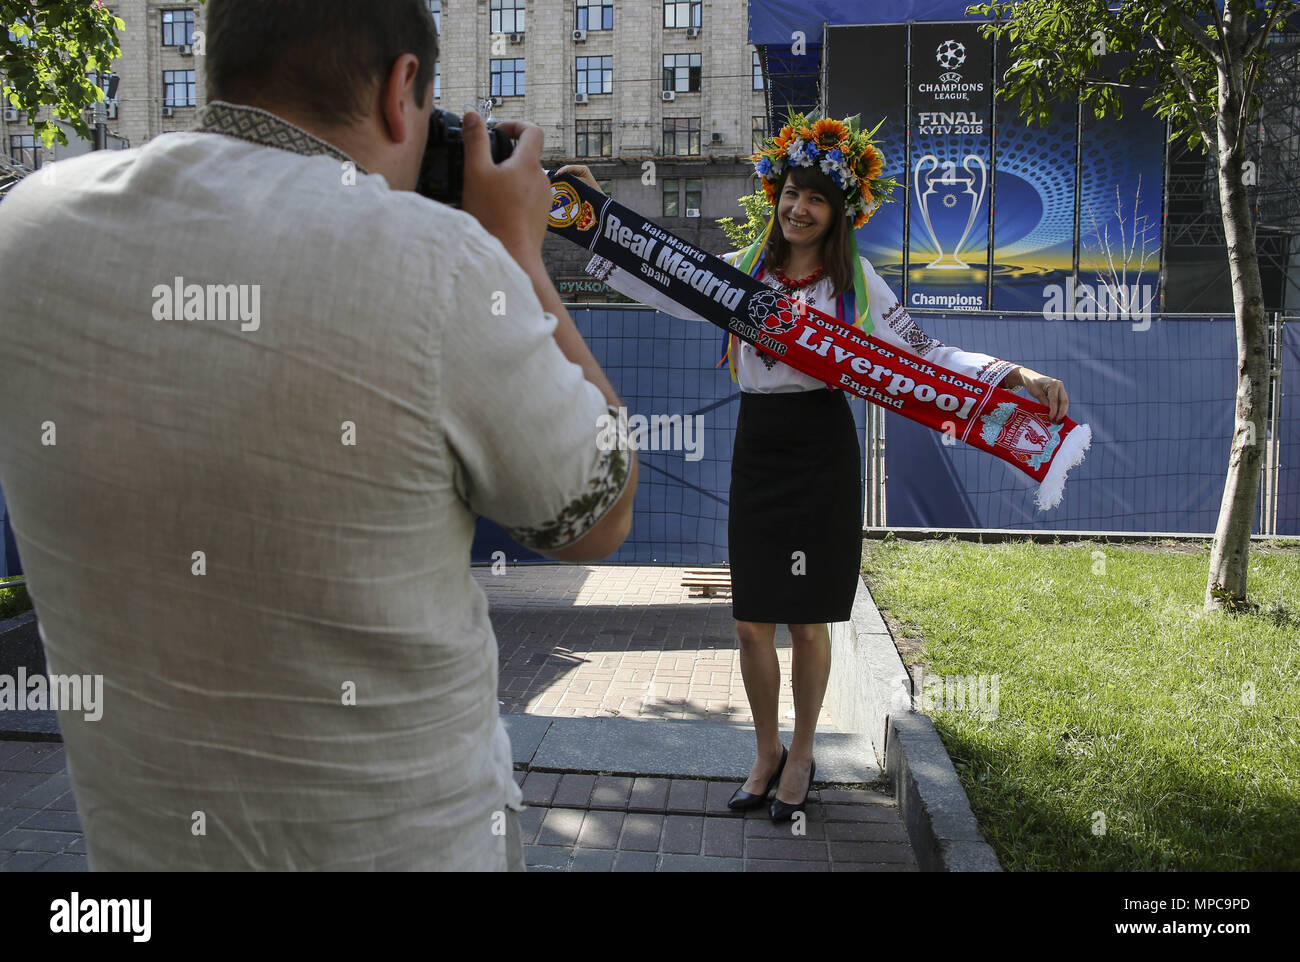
top-left (0, 117), bottom-right (623, 869)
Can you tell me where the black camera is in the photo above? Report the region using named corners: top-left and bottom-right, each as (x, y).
top-left (416, 109), bottom-right (515, 207)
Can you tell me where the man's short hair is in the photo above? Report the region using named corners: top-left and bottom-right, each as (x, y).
top-left (205, 0), bottom-right (438, 126)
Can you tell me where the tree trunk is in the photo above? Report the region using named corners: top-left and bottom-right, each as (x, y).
top-left (1204, 47), bottom-right (1271, 611)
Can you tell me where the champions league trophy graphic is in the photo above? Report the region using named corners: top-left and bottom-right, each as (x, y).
top-left (913, 153), bottom-right (988, 270)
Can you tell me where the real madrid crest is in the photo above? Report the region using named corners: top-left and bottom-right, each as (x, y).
top-left (547, 182), bottom-right (581, 229)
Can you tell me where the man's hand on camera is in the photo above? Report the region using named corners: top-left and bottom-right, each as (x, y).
top-left (553, 165), bottom-right (602, 194)
top-left (461, 113), bottom-right (550, 264)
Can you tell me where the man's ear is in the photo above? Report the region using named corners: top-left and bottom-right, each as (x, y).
top-left (379, 53), bottom-right (423, 145)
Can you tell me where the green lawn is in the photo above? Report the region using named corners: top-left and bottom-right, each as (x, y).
top-left (0, 576), bottom-right (32, 621)
top-left (861, 537), bottom-right (1300, 871)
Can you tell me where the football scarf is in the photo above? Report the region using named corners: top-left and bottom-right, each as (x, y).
top-left (546, 173), bottom-right (1091, 511)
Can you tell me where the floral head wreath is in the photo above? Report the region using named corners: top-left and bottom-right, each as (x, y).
top-left (753, 109), bottom-right (899, 229)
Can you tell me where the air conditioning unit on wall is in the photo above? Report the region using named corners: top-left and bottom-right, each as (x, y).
top-left (574, 92), bottom-right (589, 104)
top-left (573, 29), bottom-right (588, 42)
top-left (661, 91), bottom-right (676, 102)
top-left (686, 27), bottom-right (701, 39)
top-left (2, 107), bottom-right (19, 123)
top-left (509, 33), bottom-right (524, 44)
top-left (162, 105), bottom-right (175, 118)
top-left (685, 208), bottom-right (701, 218)
top-left (179, 44), bottom-right (193, 56)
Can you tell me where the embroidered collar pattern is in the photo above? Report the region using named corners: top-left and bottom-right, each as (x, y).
top-left (189, 101), bottom-right (367, 173)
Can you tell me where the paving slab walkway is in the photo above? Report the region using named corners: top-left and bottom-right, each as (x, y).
top-left (0, 565), bottom-right (915, 872)
top-left (481, 564), bottom-right (838, 728)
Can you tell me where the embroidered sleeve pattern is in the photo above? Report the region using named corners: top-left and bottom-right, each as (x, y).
top-left (882, 301), bottom-right (944, 357)
top-left (975, 358), bottom-right (1016, 386)
top-left (505, 446), bottom-right (630, 551)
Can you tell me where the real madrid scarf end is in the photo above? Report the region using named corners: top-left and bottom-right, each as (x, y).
top-left (545, 174), bottom-right (1091, 511)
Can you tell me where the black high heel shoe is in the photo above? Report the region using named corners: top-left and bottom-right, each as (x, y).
top-left (727, 745), bottom-right (787, 811)
top-left (769, 758), bottom-right (815, 823)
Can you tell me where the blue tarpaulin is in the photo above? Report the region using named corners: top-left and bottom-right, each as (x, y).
top-left (749, 1), bottom-right (991, 45)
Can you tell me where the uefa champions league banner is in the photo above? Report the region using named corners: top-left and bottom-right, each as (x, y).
top-left (825, 25), bottom-right (908, 283)
top-left (1075, 63), bottom-right (1164, 323)
top-left (988, 96), bottom-right (1079, 312)
top-left (908, 22), bottom-right (993, 312)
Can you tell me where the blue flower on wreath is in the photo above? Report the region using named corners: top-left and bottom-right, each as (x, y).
top-left (803, 141), bottom-right (820, 160)
top-left (828, 148), bottom-right (844, 165)
top-left (756, 156), bottom-right (773, 177)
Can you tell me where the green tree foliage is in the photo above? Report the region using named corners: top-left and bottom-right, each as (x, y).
top-left (966, 0), bottom-right (1298, 609)
top-left (717, 186), bottom-right (773, 249)
top-left (2, 0), bottom-right (127, 150)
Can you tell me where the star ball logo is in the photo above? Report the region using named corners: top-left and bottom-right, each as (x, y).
top-left (920, 38), bottom-right (983, 99)
top-left (936, 39), bottom-right (967, 75)
top-left (747, 288), bottom-right (798, 335)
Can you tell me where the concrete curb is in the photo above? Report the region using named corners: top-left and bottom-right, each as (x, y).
top-left (826, 577), bottom-right (1002, 872)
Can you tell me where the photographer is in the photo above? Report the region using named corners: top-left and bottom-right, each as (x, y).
top-left (0, 0), bottom-right (635, 871)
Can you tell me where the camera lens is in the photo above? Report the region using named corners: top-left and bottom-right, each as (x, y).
top-left (417, 109), bottom-right (516, 207)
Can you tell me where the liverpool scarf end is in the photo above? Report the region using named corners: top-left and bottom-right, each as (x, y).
top-left (1035, 422), bottom-right (1092, 512)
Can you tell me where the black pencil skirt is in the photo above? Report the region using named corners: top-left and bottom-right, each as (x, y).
top-left (728, 388), bottom-right (863, 624)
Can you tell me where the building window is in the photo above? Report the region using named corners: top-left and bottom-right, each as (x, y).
top-left (491, 0), bottom-right (525, 35)
top-left (427, 1), bottom-right (440, 33)
top-left (662, 54), bottom-right (701, 93)
top-left (434, 61), bottom-right (441, 99)
top-left (576, 120), bottom-right (612, 158)
top-left (8, 134), bottom-right (41, 170)
top-left (662, 177), bottom-right (680, 217)
top-left (161, 9), bottom-right (195, 47)
top-left (576, 0), bottom-right (613, 31)
top-left (490, 59), bottom-right (526, 97)
top-left (663, 1), bottom-right (702, 29)
top-left (576, 56), bottom-right (612, 96)
top-left (685, 178), bottom-right (702, 214)
top-left (163, 70), bottom-right (197, 107)
top-left (663, 118), bottom-right (700, 155)
top-left (753, 50), bottom-right (766, 90)
top-left (753, 116), bottom-right (768, 152)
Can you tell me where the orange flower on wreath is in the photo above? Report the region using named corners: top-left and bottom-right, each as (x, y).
top-left (810, 118), bottom-right (849, 145)
top-left (863, 144), bottom-right (884, 180)
top-left (773, 125), bottom-right (796, 149)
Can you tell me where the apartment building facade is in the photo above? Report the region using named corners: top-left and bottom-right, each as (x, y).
top-left (4, 1), bottom-right (769, 298)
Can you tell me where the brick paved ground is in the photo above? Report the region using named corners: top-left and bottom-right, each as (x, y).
top-left (0, 742), bottom-right (86, 872)
top-left (481, 565), bottom-right (838, 728)
top-left (512, 770), bottom-right (916, 872)
top-left (1, 565), bottom-right (880, 871)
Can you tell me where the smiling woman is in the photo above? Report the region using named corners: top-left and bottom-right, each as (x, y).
top-left (554, 108), bottom-right (1065, 827)
top-left (765, 165), bottom-right (855, 296)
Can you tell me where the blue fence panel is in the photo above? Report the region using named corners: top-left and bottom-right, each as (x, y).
top-left (0, 485), bottom-right (15, 578)
top-left (884, 313), bottom-right (1257, 532)
top-left (1280, 321), bottom-right (1299, 536)
top-left (471, 306), bottom-right (867, 564)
